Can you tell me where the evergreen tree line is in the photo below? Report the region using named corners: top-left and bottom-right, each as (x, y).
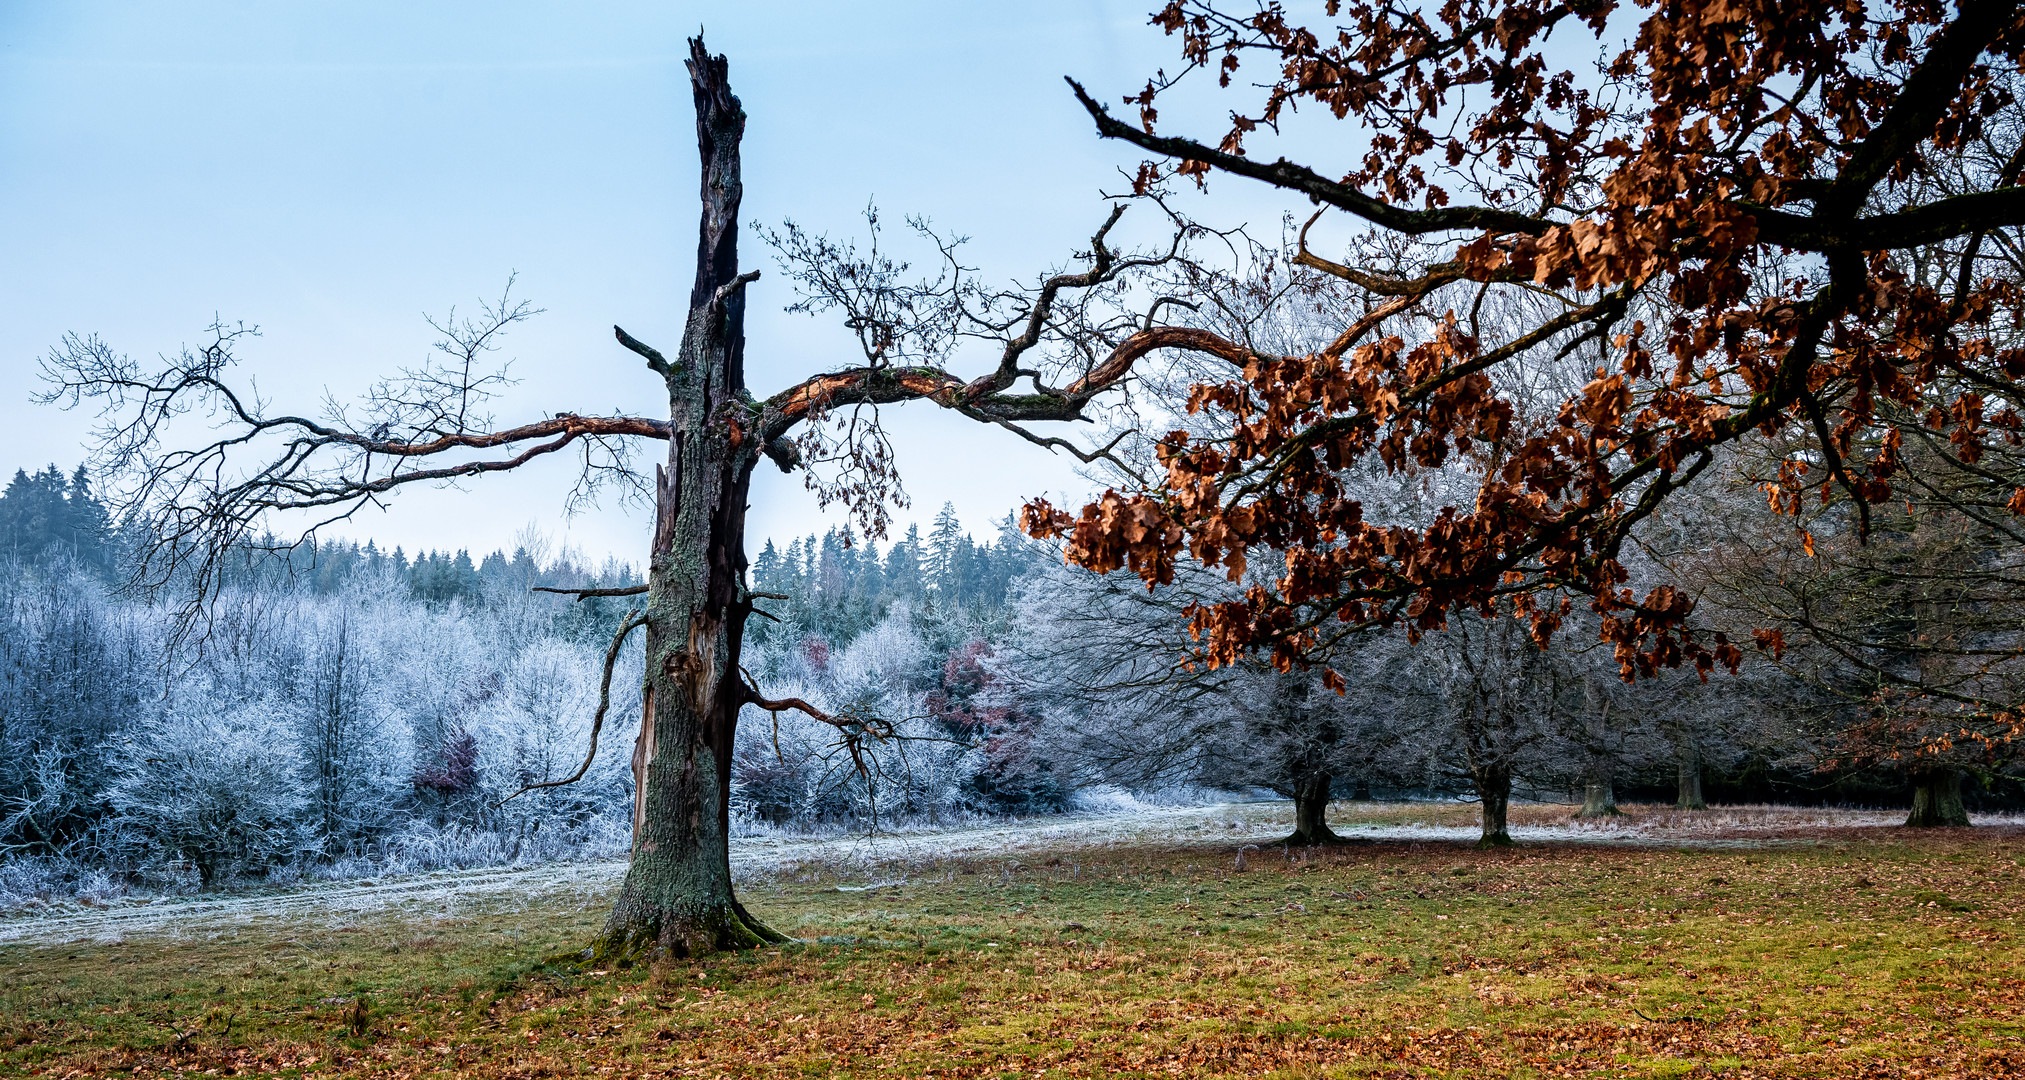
top-left (745, 502), bottom-right (1031, 648)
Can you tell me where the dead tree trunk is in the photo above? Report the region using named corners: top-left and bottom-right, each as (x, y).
top-left (593, 42), bottom-right (784, 963)
top-left (1905, 768), bottom-right (1970, 827)
top-left (43, 34), bottom-right (1221, 968)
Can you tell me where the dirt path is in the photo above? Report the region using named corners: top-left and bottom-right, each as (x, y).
top-left (0, 802), bottom-right (1243, 948)
top-left (6, 800), bottom-right (2010, 948)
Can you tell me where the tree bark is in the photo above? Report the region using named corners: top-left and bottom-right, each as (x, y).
top-left (1282, 773), bottom-right (1343, 845)
top-left (1474, 763), bottom-right (1514, 848)
top-left (1576, 774), bottom-right (1619, 818)
top-left (1675, 740), bottom-right (1707, 810)
top-left (1905, 768), bottom-right (1971, 827)
top-left (1574, 688), bottom-right (1619, 818)
top-left (589, 40), bottom-right (786, 965)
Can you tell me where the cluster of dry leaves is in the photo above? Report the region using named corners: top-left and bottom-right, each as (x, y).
top-left (1021, 0), bottom-right (2025, 722)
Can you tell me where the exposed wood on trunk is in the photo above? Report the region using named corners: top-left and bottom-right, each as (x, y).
top-left (591, 37), bottom-right (784, 963)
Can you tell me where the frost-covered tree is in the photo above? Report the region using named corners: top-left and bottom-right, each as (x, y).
top-left (293, 613), bottom-right (400, 857)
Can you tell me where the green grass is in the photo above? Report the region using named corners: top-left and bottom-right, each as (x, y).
top-left (2, 807), bottom-right (2022, 1077)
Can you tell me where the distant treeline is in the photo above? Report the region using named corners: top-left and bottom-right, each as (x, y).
top-left (2, 459), bottom-right (2014, 908)
top-left (0, 465), bottom-right (1057, 906)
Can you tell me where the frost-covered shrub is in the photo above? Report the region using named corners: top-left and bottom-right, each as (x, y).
top-left (0, 857), bottom-right (126, 912)
top-left (733, 607), bottom-right (999, 829)
top-left (105, 704), bottom-right (304, 888)
top-left (473, 635), bottom-right (637, 832)
top-left (292, 610), bottom-right (407, 858)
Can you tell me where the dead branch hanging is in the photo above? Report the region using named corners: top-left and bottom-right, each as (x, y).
top-left (740, 681), bottom-right (898, 789)
top-left (496, 608), bottom-right (648, 806)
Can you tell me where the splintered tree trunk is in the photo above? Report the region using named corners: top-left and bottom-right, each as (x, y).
top-left (1283, 773), bottom-right (1342, 845)
top-left (1905, 768), bottom-right (1971, 828)
top-left (593, 42), bottom-right (784, 964)
top-left (1475, 764), bottom-right (1514, 848)
top-left (1676, 741), bottom-right (1706, 810)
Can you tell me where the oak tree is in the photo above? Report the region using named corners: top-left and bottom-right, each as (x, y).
top-left (1020, 0), bottom-right (2025, 766)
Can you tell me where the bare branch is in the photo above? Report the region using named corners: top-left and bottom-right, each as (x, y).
top-left (614, 325), bottom-right (673, 377)
top-left (497, 609), bottom-right (649, 806)
top-left (742, 681), bottom-right (899, 787)
top-left (39, 292), bottom-right (668, 626)
top-left (532, 585), bottom-right (650, 601)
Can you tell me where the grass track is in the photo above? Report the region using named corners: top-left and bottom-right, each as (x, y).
top-left (3, 801), bottom-right (2021, 1078)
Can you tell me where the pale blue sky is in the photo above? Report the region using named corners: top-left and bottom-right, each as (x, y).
top-left (0, 2), bottom-right (1297, 560)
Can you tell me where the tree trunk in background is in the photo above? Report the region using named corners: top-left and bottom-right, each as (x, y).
top-left (1675, 740), bottom-right (1706, 810)
top-left (1574, 688), bottom-right (1618, 818)
top-left (1283, 773), bottom-right (1342, 845)
top-left (1474, 763), bottom-right (1513, 848)
top-left (592, 42), bottom-right (785, 964)
top-left (1351, 777), bottom-right (1373, 801)
top-left (1576, 774), bottom-right (1619, 818)
top-left (1905, 768), bottom-right (1970, 827)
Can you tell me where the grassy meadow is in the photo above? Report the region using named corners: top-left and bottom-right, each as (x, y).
top-left (2, 801), bottom-right (2020, 1078)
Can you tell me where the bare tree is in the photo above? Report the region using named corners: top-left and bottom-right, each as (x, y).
top-left (1405, 609), bottom-right (1575, 848)
top-left (999, 557), bottom-right (1401, 845)
top-left (40, 39), bottom-right (1235, 961)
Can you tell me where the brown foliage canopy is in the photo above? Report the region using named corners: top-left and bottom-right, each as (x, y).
top-left (1024, 0), bottom-right (2025, 688)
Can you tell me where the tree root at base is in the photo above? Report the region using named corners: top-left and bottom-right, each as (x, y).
top-left (1279, 828), bottom-right (1368, 847)
top-left (556, 903), bottom-right (791, 970)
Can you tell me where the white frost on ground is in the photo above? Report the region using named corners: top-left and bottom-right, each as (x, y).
top-left (2, 801), bottom-right (2015, 948)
